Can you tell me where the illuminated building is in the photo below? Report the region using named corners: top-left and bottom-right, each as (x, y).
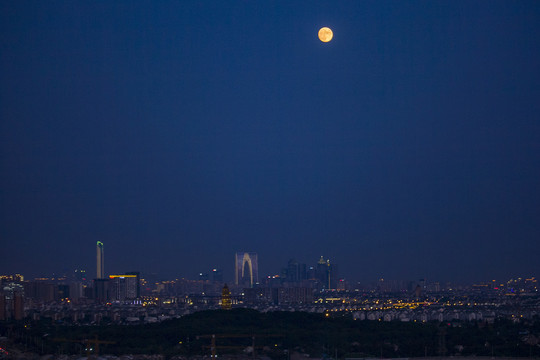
top-left (96, 241), bottom-right (104, 279)
top-left (109, 275), bottom-right (138, 301)
top-left (124, 271), bottom-right (141, 298)
top-left (221, 284), bottom-right (232, 310)
top-left (235, 252), bottom-right (258, 288)
top-left (0, 274), bottom-right (24, 282)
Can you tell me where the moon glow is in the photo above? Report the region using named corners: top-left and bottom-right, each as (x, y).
top-left (318, 27), bottom-right (333, 42)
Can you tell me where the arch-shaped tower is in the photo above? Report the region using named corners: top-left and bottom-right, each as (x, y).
top-left (235, 252), bottom-right (258, 288)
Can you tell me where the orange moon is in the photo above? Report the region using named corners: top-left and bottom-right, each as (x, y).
top-left (318, 27), bottom-right (333, 42)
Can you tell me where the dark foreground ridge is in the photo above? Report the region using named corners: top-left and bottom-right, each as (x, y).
top-left (3, 309), bottom-right (540, 358)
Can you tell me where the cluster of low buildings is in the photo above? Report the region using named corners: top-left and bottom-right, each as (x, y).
top-left (1, 273), bottom-right (538, 325)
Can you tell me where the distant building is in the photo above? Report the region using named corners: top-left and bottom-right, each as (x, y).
top-left (57, 284), bottom-right (70, 299)
top-left (0, 274), bottom-right (24, 283)
top-left (414, 284), bottom-right (422, 300)
top-left (0, 294), bottom-right (5, 321)
top-left (337, 278), bottom-right (348, 290)
top-left (307, 266), bottom-right (316, 280)
top-left (285, 259), bottom-right (307, 283)
top-left (93, 278), bottom-right (110, 303)
top-left (96, 241), bottom-right (104, 279)
top-left (109, 275), bottom-right (138, 301)
top-left (125, 271), bottom-right (141, 298)
top-left (315, 256), bottom-right (338, 289)
top-left (198, 273), bottom-right (209, 281)
top-left (23, 280), bottom-right (55, 303)
top-left (242, 286), bottom-right (314, 305)
top-left (74, 269), bottom-right (87, 282)
top-left (277, 287), bottom-right (314, 304)
top-left (235, 252), bottom-right (258, 288)
top-left (13, 292), bottom-right (24, 320)
top-left (69, 282), bottom-right (83, 301)
top-left (0, 283), bottom-right (24, 320)
top-left (221, 284), bottom-right (232, 310)
top-left (212, 268), bottom-right (223, 282)
top-left (316, 256), bottom-right (327, 285)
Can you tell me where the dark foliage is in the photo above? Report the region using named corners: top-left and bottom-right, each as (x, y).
top-left (3, 310), bottom-right (540, 358)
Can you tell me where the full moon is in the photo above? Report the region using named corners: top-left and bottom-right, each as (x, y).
top-left (318, 27), bottom-right (333, 42)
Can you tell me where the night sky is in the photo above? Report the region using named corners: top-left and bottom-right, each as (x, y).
top-left (1, 1), bottom-right (540, 283)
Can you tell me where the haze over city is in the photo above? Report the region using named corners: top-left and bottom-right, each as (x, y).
top-left (1, 1), bottom-right (540, 283)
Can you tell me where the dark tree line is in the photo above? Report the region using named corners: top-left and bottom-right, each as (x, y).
top-left (3, 309), bottom-right (540, 358)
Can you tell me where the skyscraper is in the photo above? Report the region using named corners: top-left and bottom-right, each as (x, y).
top-left (96, 241), bottom-right (104, 279)
top-left (315, 256), bottom-right (338, 290)
top-left (235, 252), bottom-right (258, 288)
top-left (109, 275), bottom-right (138, 301)
top-left (93, 278), bottom-right (109, 303)
top-left (285, 259), bottom-right (307, 283)
top-left (125, 271), bottom-right (141, 298)
top-left (212, 268), bottom-right (223, 282)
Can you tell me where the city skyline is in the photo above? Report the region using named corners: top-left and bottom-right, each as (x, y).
top-left (3, 248), bottom-right (537, 287)
top-left (1, 1), bottom-right (540, 283)
top-left (5, 242), bottom-right (538, 284)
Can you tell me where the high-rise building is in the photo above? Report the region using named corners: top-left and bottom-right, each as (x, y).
top-left (316, 256), bottom-right (327, 285)
top-left (235, 252), bottom-right (258, 288)
top-left (212, 268), bottom-right (223, 282)
top-left (0, 283), bottom-right (24, 320)
top-left (285, 259), bottom-right (307, 283)
top-left (74, 269), bottom-right (87, 282)
top-left (0, 294), bottom-right (5, 321)
top-left (315, 256), bottom-right (338, 290)
top-left (125, 271), bottom-right (141, 298)
top-left (13, 292), bottom-right (24, 320)
top-left (93, 278), bottom-right (110, 303)
top-left (198, 273), bottom-right (209, 281)
top-left (109, 275), bottom-right (138, 301)
top-left (23, 280), bottom-right (55, 302)
top-left (69, 282), bottom-right (83, 301)
top-left (57, 284), bottom-right (70, 299)
top-left (96, 241), bottom-right (104, 279)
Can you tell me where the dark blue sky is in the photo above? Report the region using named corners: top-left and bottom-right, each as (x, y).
top-left (1, 1), bottom-right (539, 283)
